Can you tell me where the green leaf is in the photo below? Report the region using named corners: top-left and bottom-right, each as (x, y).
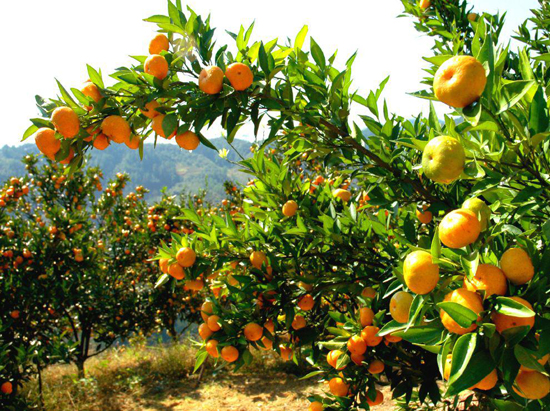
top-left (193, 349), bottom-right (208, 373)
top-left (86, 65), bottom-right (104, 88)
top-left (162, 113), bottom-right (178, 138)
top-left (449, 333), bottom-right (477, 385)
top-left (514, 345), bottom-right (545, 373)
top-left (56, 79), bottom-right (81, 111)
top-left (431, 227), bottom-right (441, 263)
top-left (437, 302), bottom-right (478, 328)
top-left (393, 326), bottom-right (443, 345)
top-left (529, 86), bottom-right (549, 135)
top-left (446, 351), bottom-right (495, 397)
top-left (155, 273), bottom-right (170, 288)
top-left (310, 38), bottom-right (326, 71)
top-left (497, 80), bottom-right (536, 114)
top-left (494, 297), bottom-right (535, 318)
top-left (299, 370), bottom-right (324, 380)
top-left (460, 252), bottom-right (479, 281)
top-left (143, 15), bottom-right (171, 24)
top-left (294, 25), bottom-right (308, 50)
top-left (22, 124), bottom-right (39, 141)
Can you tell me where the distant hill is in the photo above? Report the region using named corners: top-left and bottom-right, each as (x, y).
top-left (0, 138), bottom-right (252, 202)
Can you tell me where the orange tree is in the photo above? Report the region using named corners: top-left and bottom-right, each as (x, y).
top-left (21, 0), bottom-right (550, 409)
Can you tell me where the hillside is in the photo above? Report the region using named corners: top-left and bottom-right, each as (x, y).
top-left (0, 138), bottom-right (252, 202)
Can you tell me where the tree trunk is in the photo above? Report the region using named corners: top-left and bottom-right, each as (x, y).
top-left (37, 362), bottom-right (45, 409)
top-left (76, 359), bottom-right (86, 379)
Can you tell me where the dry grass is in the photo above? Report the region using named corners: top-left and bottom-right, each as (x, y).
top-left (21, 340), bottom-right (397, 410)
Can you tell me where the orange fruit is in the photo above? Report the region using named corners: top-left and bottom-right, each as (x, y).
top-left (101, 115), bottom-right (131, 144)
top-left (264, 319), bottom-right (275, 333)
top-left (350, 353), bottom-right (365, 366)
top-left (403, 250), bottom-right (440, 294)
top-left (176, 247), bottom-right (196, 267)
top-left (59, 148), bottom-right (74, 165)
top-left (282, 200), bottom-right (298, 217)
top-left (467, 13), bottom-right (478, 22)
top-left (51, 107), bottom-right (80, 138)
top-left (186, 279), bottom-right (204, 291)
top-left (443, 354), bottom-right (452, 380)
top-left (201, 301), bottom-right (213, 322)
top-left (260, 336), bottom-right (273, 350)
top-left (390, 291), bottom-right (413, 323)
top-left (333, 188), bottom-right (351, 202)
top-left (225, 62), bottom-right (254, 91)
top-left (292, 314), bottom-right (306, 330)
top-left (366, 390), bottom-right (384, 406)
top-left (416, 204), bottom-right (432, 224)
top-left (151, 114), bottom-right (177, 139)
top-left (463, 263), bottom-right (507, 298)
top-left (328, 377), bottom-right (349, 397)
top-left (125, 135), bottom-right (140, 150)
top-left (473, 369), bottom-right (498, 390)
top-left (199, 66), bottom-right (224, 94)
top-left (10, 310), bottom-right (19, 319)
top-left (327, 350), bottom-right (345, 370)
top-left (207, 315), bottom-right (221, 332)
top-left (514, 370), bottom-right (550, 400)
top-left (250, 251), bottom-right (267, 269)
top-left (359, 307), bottom-right (375, 327)
top-left (362, 287), bottom-right (376, 299)
top-left (176, 131), bottom-right (200, 150)
top-left (361, 326), bottom-right (382, 346)
top-left (422, 136), bottom-right (465, 184)
top-left (144, 54), bottom-right (169, 80)
top-left (434, 56), bottom-right (487, 108)
top-left (140, 100), bottom-right (160, 119)
top-left (347, 335), bottom-right (367, 356)
top-left (167, 263), bottom-right (185, 280)
top-left (492, 296), bottom-right (534, 334)
top-left (244, 323), bottom-right (263, 341)
top-left (440, 289), bottom-right (483, 334)
top-left (419, 0), bottom-right (431, 9)
top-left (1, 382), bottom-right (12, 394)
top-left (34, 128), bottom-right (61, 159)
top-left (93, 134), bottom-right (110, 151)
top-left (368, 359), bottom-right (385, 374)
top-left (309, 401), bottom-right (324, 411)
top-left (206, 339), bottom-right (219, 357)
top-left (159, 258), bottom-right (169, 274)
top-left (298, 294), bottom-right (315, 311)
top-left (439, 209), bottom-right (481, 249)
top-left (500, 248), bottom-right (534, 285)
top-left (279, 345), bottom-right (293, 361)
top-left (81, 81), bottom-right (102, 106)
top-left (384, 333), bottom-right (403, 343)
top-left (221, 345), bottom-right (239, 363)
top-left (521, 334), bottom-right (549, 371)
top-left (198, 323), bottom-right (213, 340)
top-left (149, 34), bottom-right (169, 55)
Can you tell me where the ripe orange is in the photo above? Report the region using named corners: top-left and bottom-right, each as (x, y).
top-left (186, 279), bottom-right (204, 291)
top-left (422, 136), bottom-right (465, 184)
top-left (419, 0), bottom-right (431, 9)
top-left (362, 287), bottom-right (376, 299)
top-left (492, 296), bottom-right (534, 334)
top-left (368, 359), bottom-right (385, 374)
top-left (443, 354), bottom-right (452, 380)
top-left (359, 307), bottom-right (375, 327)
top-left (279, 345), bottom-right (293, 361)
top-left (416, 204), bottom-right (433, 224)
top-left (152, 114), bottom-right (177, 139)
top-left (34, 128), bottom-right (61, 159)
top-left (207, 315), bottom-right (221, 332)
top-left (434, 56), bottom-right (487, 108)
top-left (199, 66), bottom-right (224, 94)
top-left (225, 62), bottom-right (254, 91)
top-left (366, 390), bottom-right (384, 406)
top-left (440, 289), bottom-right (483, 334)
top-left (140, 100), bottom-right (160, 119)
top-left (473, 369), bottom-right (498, 390)
top-left (384, 334), bottom-right (403, 344)
top-left (167, 263), bottom-right (185, 280)
top-left (309, 401), bottom-right (324, 411)
top-left (176, 247), bottom-right (196, 267)
top-left (1, 381), bottom-right (12, 394)
top-left (327, 350), bottom-right (345, 370)
top-left (292, 314), bottom-right (306, 330)
top-left (351, 353), bottom-right (365, 366)
top-left (60, 148), bottom-right (75, 165)
top-left (149, 33), bottom-right (169, 55)
top-left (81, 81), bottom-right (102, 106)
top-left (361, 326), bottom-right (382, 346)
top-left (250, 251), bottom-right (267, 269)
top-left (514, 370), bottom-right (550, 400)
top-left (347, 335), bottom-right (367, 356)
top-left (298, 294), bottom-right (315, 311)
top-left (244, 322), bottom-right (263, 341)
top-left (51, 107), bottom-right (80, 138)
top-left (439, 209), bottom-right (481, 249)
top-left (463, 263), bottom-right (507, 298)
top-left (390, 291), bottom-right (413, 323)
top-left (260, 336), bottom-right (273, 350)
top-left (221, 345), bottom-right (239, 363)
top-left (467, 13), bottom-right (478, 22)
top-left (10, 310), bottom-right (19, 319)
top-left (282, 200), bottom-right (298, 217)
top-left (125, 135), bottom-right (140, 150)
top-left (198, 323), bottom-right (213, 340)
top-left (176, 131), bottom-right (200, 150)
top-left (101, 115), bottom-right (131, 144)
top-left (206, 339), bottom-right (219, 357)
top-left (500, 247), bottom-right (534, 285)
top-left (328, 377), bottom-right (349, 397)
top-left (333, 188), bottom-right (351, 202)
top-left (201, 301), bottom-right (213, 322)
top-left (403, 250), bottom-right (440, 294)
top-left (93, 134), bottom-right (110, 151)
top-left (144, 54), bottom-right (169, 80)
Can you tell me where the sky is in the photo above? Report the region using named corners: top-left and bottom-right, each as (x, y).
top-left (0, 0), bottom-right (538, 147)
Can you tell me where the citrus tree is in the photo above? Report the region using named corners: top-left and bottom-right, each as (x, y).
top-left (20, 0), bottom-right (550, 409)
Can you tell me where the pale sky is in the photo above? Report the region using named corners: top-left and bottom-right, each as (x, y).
top-left (0, 0), bottom-right (538, 147)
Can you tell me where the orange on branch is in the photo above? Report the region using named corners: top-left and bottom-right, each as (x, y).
top-left (176, 247), bottom-right (196, 267)
top-left (225, 62), bottom-right (254, 91)
top-left (199, 66), bottom-right (224, 94)
top-left (176, 131), bottom-right (200, 150)
top-left (403, 250), bottom-right (439, 294)
top-left (221, 345), bottom-right (239, 363)
top-left (244, 322), bottom-right (263, 341)
top-left (152, 114), bottom-right (177, 139)
top-left (34, 128), bottom-right (60, 159)
top-left (390, 291), bottom-right (413, 323)
top-left (463, 263), bottom-right (507, 298)
top-left (439, 209), bottom-right (481, 249)
top-left (440, 289), bottom-right (483, 334)
top-left (51, 107), bottom-right (80, 139)
top-left (434, 55), bottom-right (486, 108)
top-left (492, 296), bottom-right (534, 334)
top-left (500, 248), bottom-right (534, 285)
top-left (144, 54), bottom-right (169, 80)
top-left (101, 115), bottom-right (131, 144)
top-left (149, 33), bottom-right (169, 55)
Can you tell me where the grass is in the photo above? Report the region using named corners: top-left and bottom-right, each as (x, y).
top-left (21, 338), bottom-right (326, 411)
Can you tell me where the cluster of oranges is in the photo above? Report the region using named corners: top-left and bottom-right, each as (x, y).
top-left (0, 178), bottom-right (29, 208)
